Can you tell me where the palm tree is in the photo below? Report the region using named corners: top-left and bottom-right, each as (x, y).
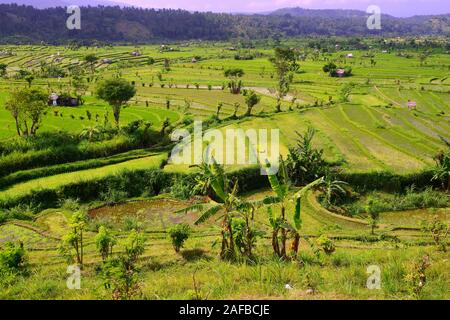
top-left (79, 125), bottom-right (100, 142)
top-left (177, 159), bottom-right (239, 260)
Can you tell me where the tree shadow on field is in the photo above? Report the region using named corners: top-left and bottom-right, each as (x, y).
top-left (181, 248), bottom-right (212, 262)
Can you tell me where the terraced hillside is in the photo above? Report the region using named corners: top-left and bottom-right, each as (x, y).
top-left (0, 188), bottom-right (448, 300)
top-left (0, 40), bottom-right (449, 301)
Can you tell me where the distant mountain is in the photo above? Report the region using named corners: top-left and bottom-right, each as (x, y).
top-left (0, 0), bottom-right (127, 8)
top-left (270, 7), bottom-right (380, 18)
top-left (0, 4), bottom-right (448, 44)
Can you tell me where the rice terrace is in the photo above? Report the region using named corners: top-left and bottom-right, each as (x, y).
top-left (0, 1), bottom-right (449, 302)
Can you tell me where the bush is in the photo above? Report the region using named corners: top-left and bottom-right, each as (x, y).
top-left (123, 217), bottom-right (143, 232)
top-left (58, 198), bottom-right (80, 211)
top-left (0, 135), bottom-right (141, 178)
top-left (100, 189), bottom-right (128, 206)
top-left (168, 223), bottom-right (191, 253)
top-left (0, 169), bottom-right (178, 212)
top-left (343, 187), bottom-right (449, 216)
top-left (0, 205), bottom-right (34, 223)
top-left (0, 242), bottom-right (27, 271)
top-left (316, 235), bottom-right (336, 255)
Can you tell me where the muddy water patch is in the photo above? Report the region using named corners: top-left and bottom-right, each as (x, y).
top-left (89, 198), bottom-right (207, 230)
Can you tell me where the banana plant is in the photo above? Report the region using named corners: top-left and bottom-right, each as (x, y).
top-left (262, 157), bottom-right (291, 259)
top-left (177, 159), bottom-right (239, 260)
top-left (290, 177), bottom-right (324, 256)
top-left (263, 156), bottom-right (323, 259)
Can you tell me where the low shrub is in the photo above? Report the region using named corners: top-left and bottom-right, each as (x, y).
top-left (168, 223), bottom-right (191, 253)
top-left (343, 187), bottom-right (449, 215)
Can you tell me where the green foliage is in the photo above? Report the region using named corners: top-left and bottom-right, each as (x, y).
top-left (315, 235), bottom-right (336, 255)
top-left (177, 160), bottom-right (238, 261)
top-left (343, 187), bottom-right (449, 216)
top-left (0, 204), bottom-right (34, 223)
top-left (404, 255), bottom-right (431, 299)
top-left (0, 63), bottom-right (7, 77)
top-left (102, 230), bottom-right (146, 300)
top-left (95, 226), bottom-right (116, 261)
top-left (59, 211), bottom-right (88, 265)
top-left (84, 54), bottom-right (98, 73)
top-left (224, 68), bottom-right (244, 94)
top-left (100, 189), bottom-right (128, 206)
top-left (4, 87), bottom-right (48, 136)
top-left (168, 223), bottom-right (191, 253)
top-left (0, 242), bottom-right (27, 271)
top-left (339, 83), bottom-right (354, 102)
top-left (366, 197), bottom-right (382, 235)
top-left (432, 150), bottom-right (450, 191)
top-left (96, 78), bottom-right (137, 128)
top-left (243, 90), bottom-right (261, 117)
top-left (286, 127), bottom-right (327, 185)
top-left (421, 216), bottom-right (449, 252)
top-left (123, 217), bottom-right (143, 232)
top-left (58, 198), bottom-right (80, 211)
top-left (270, 47), bottom-right (298, 111)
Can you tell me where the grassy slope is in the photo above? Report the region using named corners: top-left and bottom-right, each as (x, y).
top-left (0, 189), bottom-right (448, 300)
top-left (0, 152), bottom-right (167, 201)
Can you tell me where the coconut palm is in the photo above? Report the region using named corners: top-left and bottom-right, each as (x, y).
top-left (79, 125), bottom-right (100, 142)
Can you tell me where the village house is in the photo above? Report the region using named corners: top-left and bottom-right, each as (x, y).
top-left (407, 100), bottom-right (417, 110)
top-left (336, 69), bottom-right (346, 77)
top-left (48, 93), bottom-right (80, 107)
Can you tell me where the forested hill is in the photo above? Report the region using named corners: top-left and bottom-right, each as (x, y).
top-left (0, 4), bottom-right (449, 43)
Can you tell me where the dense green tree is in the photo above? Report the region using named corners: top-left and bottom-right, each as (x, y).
top-left (224, 68), bottom-right (244, 94)
top-left (270, 48), bottom-right (298, 112)
top-left (4, 87), bottom-right (48, 136)
top-left (96, 79), bottom-right (136, 128)
top-left (0, 63), bottom-right (7, 77)
top-left (84, 54), bottom-right (99, 74)
top-left (243, 90), bottom-right (261, 117)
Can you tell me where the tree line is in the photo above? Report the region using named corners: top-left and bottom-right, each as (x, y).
top-left (0, 4), bottom-right (448, 44)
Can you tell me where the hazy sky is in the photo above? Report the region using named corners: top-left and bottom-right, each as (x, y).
top-left (117, 0), bottom-right (450, 17)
